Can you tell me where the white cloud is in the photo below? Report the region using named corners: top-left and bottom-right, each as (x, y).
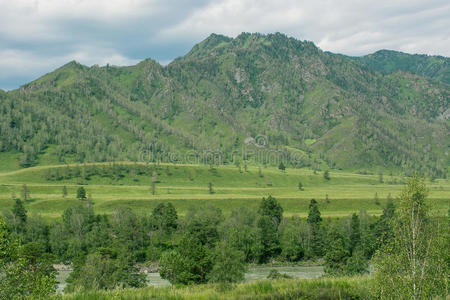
top-left (0, 0), bottom-right (449, 90)
top-left (161, 0), bottom-right (450, 56)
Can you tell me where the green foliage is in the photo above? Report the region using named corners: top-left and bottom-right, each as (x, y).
top-left (219, 208), bottom-right (260, 263)
top-left (257, 196), bottom-right (283, 263)
top-left (208, 241), bottom-right (247, 283)
top-left (323, 170), bottom-right (330, 181)
top-left (279, 217), bottom-right (305, 262)
top-left (324, 226), bottom-right (349, 275)
top-left (257, 215), bottom-right (281, 263)
top-left (0, 220), bottom-right (57, 299)
top-left (372, 176), bottom-right (449, 299)
top-left (349, 213), bottom-right (361, 255)
top-left (76, 187), bottom-right (87, 200)
top-left (278, 161), bottom-right (286, 171)
top-left (354, 49), bottom-right (450, 84)
top-left (307, 199), bottom-right (323, 257)
top-left (259, 195), bottom-right (283, 227)
top-left (159, 235), bottom-right (213, 285)
top-left (12, 198), bottom-right (27, 234)
top-left (266, 269), bottom-right (292, 279)
top-left (65, 249), bottom-right (146, 292)
top-left (185, 206), bottom-right (223, 247)
top-left (151, 202), bottom-right (178, 234)
top-left (343, 248), bottom-right (369, 276)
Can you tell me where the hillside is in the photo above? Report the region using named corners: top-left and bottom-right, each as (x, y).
top-left (352, 49), bottom-right (450, 85)
top-left (0, 33), bottom-right (448, 177)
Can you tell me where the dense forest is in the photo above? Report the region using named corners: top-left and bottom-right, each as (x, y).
top-left (0, 33), bottom-right (448, 177)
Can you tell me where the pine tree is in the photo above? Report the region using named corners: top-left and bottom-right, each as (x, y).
top-left (12, 199), bottom-right (27, 224)
top-left (323, 170), bottom-right (330, 180)
top-left (12, 198), bottom-right (27, 234)
top-left (62, 186), bottom-right (68, 198)
top-left (298, 181), bottom-right (304, 191)
top-left (349, 213), bottom-right (361, 255)
top-left (307, 199), bottom-right (322, 257)
top-left (278, 161), bottom-right (286, 171)
top-left (208, 182), bottom-right (214, 194)
top-left (76, 187), bottom-right (87, 200)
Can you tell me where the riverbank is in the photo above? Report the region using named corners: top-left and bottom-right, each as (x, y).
top-left (54, 276), bottom-right (372, 299)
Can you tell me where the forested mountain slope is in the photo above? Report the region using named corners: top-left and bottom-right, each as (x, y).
top-left (352, 49), bottom-right (450, 85)
top-left (0, 33), bottom-right (448, 177)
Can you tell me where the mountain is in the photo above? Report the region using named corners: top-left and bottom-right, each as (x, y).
top-left (0, 33), bottom-right (448, 177)
top-left (352, 49), bottom-right (450, 85)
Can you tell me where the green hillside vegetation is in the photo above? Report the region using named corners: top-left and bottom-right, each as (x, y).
top-left (0, 33), bottom-right (448, 178)
top-left (352, 49), bottom-right (450, 85)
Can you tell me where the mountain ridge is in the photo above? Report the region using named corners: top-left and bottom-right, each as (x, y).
top-left (0, 33), bottom-right (448, 177)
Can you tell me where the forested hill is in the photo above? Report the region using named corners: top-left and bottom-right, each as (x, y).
top-left (0, 33), bottom-right (449, 177)
top-left (351, 49), bottom-right (450, 85)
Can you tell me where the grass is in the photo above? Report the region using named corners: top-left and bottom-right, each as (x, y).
top-left (54, 276), bottom-right (372, 299)
top-left (0, 162), bottom-right (448, 219)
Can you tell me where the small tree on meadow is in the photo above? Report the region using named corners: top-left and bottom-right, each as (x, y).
top-left (76, 187), bottom-right (86, 200)
top-left (278, 161), bottom-right (286, 171)
top-left (21, 184), bottom-right (30, 201)
top-left (374, 192), bottom-right (380, 205)
top-left (208, 182), bottom-right (214, 194)
top-left (298, 181), bottom-right (304, 191)
top-left (62, 186), bottom-right (68, 198)
top-left (151, 181), bottom-right (156, 195)
top-left (323, 170), bottom-right (330, 180)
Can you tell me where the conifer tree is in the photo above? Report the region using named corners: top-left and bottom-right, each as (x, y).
top-left (76, 187), bottom-right (87, 200)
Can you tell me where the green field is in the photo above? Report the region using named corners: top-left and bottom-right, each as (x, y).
top-left (0, 162), bottom-right (448, 219)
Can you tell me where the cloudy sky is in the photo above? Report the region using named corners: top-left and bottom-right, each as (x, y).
top-left (0, 0), bottom-right (449, 90)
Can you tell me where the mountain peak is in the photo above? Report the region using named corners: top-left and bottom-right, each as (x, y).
top-left (183, 33), bottom-right (232, 59)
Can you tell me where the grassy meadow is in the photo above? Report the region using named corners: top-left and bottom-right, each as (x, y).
top-left (0, 162), bottom-right (448, 219)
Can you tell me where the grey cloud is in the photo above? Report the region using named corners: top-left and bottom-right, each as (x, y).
top-left (0, 0), bottom-right (449, 90)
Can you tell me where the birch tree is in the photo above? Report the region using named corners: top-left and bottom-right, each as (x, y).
top-left (372, 176), bottom-right (448, 299)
